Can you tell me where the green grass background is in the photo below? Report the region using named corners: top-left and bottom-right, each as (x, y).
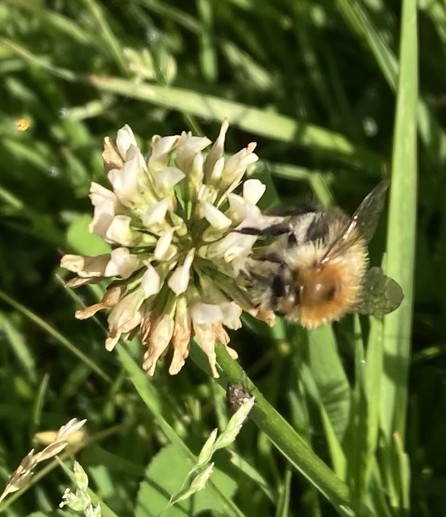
top-left (0, 0), bottom-right (444, 515)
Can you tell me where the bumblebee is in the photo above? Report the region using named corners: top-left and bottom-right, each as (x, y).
top-left (241, 180), bottom-right (403, 328)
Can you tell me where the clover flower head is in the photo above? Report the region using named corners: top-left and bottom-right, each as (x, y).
top-left (61, 121), bottom-right (274, 377)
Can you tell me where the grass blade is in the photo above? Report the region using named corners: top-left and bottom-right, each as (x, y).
top-left (381, 0), bottom-right (418, 441)
top-left (0, 290), bottom-right (111, 383)
top-left (88, 75), bottom-right (382, 168)
top-left (0, 36), bottom-right (383, 170)
top-left (307, 326), bottom-right (351, 442)
top-left (337, 0), bottom-right (446, 169)
top-left (212, 344), bottom-right (373, 517)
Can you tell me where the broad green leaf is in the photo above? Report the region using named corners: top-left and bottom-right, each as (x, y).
top-left (135, 444), bottom-right (237, 517)
top-left (117, 346), bottom-right (244, 517)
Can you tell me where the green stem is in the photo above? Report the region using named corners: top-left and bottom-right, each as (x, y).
top-left (192, 344), bottom-right (374, 517)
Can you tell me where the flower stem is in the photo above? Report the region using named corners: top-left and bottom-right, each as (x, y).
top-left (191, 343), bottom-right (373, 517)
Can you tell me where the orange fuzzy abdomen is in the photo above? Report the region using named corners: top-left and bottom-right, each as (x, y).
top-left (275, 242), bottom-right (368, 328)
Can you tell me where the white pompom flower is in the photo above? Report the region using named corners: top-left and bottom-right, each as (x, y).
top-left (61, 121), bottom-right (274, 377)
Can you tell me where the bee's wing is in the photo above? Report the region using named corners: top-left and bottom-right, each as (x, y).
top-left (348, 180), bottom-right (390, 244)
top-left (353, 267), bottom-right (404, 316)
top-left (321, 180), bottom-right (390, 263)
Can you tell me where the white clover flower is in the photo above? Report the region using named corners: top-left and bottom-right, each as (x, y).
top-left (61, 121), bottom-right (274, 377)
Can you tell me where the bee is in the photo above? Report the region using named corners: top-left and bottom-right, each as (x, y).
top-left (241, 180), bottom-right (403, 328)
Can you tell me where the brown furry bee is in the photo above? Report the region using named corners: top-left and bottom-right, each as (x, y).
top-left (241, 180), bottom-right (403, 328)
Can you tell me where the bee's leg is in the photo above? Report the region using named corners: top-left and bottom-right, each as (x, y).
top-left (272, 271), bottom-right (287, 298)
top-left (287, 233), bottom-right (297, 247)
top-left (246, 263), bottom-right (287, 313)
top-left (243, 257), bottom-right (282, 278)
top-left (254, 252), bottom-right (283, 263)
top-left (267, 264), bottom-right (293, 315)
top-left (237, 223), bottom-right (290, 237)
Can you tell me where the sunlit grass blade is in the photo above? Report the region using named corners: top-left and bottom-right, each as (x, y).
top-left (88, 75), bottom-right (382, 167)
top-left (0, 36), bottom-right (382, 170)
top-left (381, 0), bottom-right (418, 440)
top-left (379, 0), bottom-right (417, 511)
top-left (391, 432), bottom-right (411, 510)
